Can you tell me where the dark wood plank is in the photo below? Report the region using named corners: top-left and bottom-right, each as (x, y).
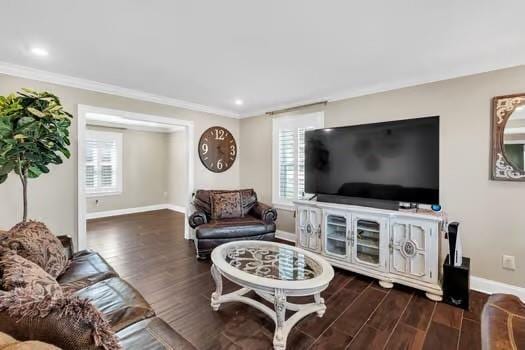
top-left (400, 292), bottom-right (436, 331)
top-left (432, 302), bottom-right (463, 329)
top-left (297, 278), bottom-right (368, 338)
top-left (309, 328), bottom-right (353, 350)
top-left (463, 290), bottom-right (489, 322)
top-left (384, 323), bottom-right (425, 350)
top-left (332, 287), bottom-right (387, 336)
top-left (286, 328), bottom-right (315, 350)
top-left (422, 321), bottom-right (460, 350)
top-left (347, 326), bottom-right (390, 350)
top-left (321, 269), bottom-right (354, 299)
top-left (86, 210), bottom-right (486, 350)
top-left (458, 318), bottom-right (481, 350)
top-left (367, 287), bottom-right (413, 332)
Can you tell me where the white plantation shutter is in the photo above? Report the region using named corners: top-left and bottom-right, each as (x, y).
top-left (85, 130), bottom-right (122, 195)
top-left (273, 113), bottom-right (324, 206)
top-left (279, 129), bottom-right (295, 200)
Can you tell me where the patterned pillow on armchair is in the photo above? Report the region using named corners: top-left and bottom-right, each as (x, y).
top-left (210, 191), bottom-right (243, 220)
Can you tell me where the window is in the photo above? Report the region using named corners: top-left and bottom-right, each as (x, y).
top-left (85, 130), bottom-right (123, 196)
top-left (272, 112), bottom-right (324, 207)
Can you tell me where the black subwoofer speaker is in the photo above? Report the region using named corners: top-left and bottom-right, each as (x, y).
top-left (442, 254), bottom-right (470, 310)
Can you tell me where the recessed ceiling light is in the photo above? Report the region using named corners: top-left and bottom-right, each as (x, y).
top-left (234, 99), bottom-right (243, 106)
top-left (30, 47), bottom-right (49, 57)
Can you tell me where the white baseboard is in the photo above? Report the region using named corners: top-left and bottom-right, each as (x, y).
top-left (275, 230), bottom-right (296, 242)
top-left (274, 230), bottom-right (525, 301)
top-left (86, 203), bottom-right (186, 219)
top-left (166, 204), bottom-right (187, 213)
top-left (470, 276), bottom-right (525, 301)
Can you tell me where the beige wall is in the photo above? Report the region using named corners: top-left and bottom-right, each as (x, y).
top-left (240, 65), bottom-right (525, 287)
top-left (168, 130), bottom-right (188, 208)
top-left (0, 73), bottom-right (240, 245)
top-left (85, 125), bottom-right (170, 213)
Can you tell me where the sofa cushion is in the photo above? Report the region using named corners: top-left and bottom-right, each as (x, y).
top-left (116, 317), bottom-right (195, 350)
top-left (0, 289), bottom-right (121, 350)
top-left (210, 191), bottom-right (243, 219)
top-left (0, 252), bottom-right (62, 299)
top-left (196, 216), bottom-right (276, 240)
top-left (58, 251), bottom-right (118, 292)
top-left (1, 221), bottom-right (68, 279)
top-left (75, 277), bottom-right (155, 332)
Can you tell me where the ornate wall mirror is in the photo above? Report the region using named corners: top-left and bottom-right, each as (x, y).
top-left (491, 93), bottom-right (525, 181)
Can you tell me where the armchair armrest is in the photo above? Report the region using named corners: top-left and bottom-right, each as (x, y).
top-left (250, 202), bottom-right (278, 224)
top-left (57, 235), bottom-right (74, 260)
top-left (189, 211), bottom-right (208, 228)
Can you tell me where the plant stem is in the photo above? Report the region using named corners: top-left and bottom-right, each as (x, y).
top-left (22, 172), bottom-right (28, 222)
top-left (17, 159), bottom-right (28, 222)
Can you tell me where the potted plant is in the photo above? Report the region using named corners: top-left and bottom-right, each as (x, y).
top-left (0, 88), bottom-right (72, 222)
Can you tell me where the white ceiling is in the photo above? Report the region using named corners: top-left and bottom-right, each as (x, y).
top-left (1, 1), bottom-right (524, 118)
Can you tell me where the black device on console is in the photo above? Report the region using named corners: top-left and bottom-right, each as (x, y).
top-left (447, 222), bottom-right (460, 265)
top-left (443, 222), bottom-right (470, 309)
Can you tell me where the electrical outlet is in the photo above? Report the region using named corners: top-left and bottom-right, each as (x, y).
top-left (163, 191), bottom-right (168, 198)
top-left (502, 255), bottom-right (516, 270)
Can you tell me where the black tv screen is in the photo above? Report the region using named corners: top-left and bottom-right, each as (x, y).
top-left (305, 116), bottom-right (439, 204)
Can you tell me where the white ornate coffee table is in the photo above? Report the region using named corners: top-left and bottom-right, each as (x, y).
top-left (210, 241), bottom-right (334, 350)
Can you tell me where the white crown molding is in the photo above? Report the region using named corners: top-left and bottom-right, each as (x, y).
top-left (0, 61), bottom-right (241, 119)
top-left (240, 62), bottom-right (525, 118)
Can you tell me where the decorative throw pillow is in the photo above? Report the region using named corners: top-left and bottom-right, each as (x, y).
top-left (210, 191), bottom-right (243, 219)
top-left (0, 289), bottom-right (121, 350)
top-left (2, 221), bottom-right (68, 278)
top-left (0, 331), bottom-right (61, 349)
top-left (0, 252), bottom-right (63, 299)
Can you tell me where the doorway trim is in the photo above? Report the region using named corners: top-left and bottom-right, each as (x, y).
top-left (77, 104), bottom-right (194, 250)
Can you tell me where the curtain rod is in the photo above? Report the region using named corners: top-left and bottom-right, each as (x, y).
top-left (266, 101), bottom-right (327, 116)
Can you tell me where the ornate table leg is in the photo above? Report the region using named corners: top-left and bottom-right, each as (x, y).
top-left (273, 289), bottom-right (287, 350)
top-left (314, 292), bottom-right (326, 317)
top-left (210, 264), bottom-right (223, 311)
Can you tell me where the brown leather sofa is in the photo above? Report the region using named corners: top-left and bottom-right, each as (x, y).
top-left (1, 235), bottom-right (196, 350)
top-left (188, 189), bottom-right (277, 259)
top-left (481, 293), bottom-right (525, 350)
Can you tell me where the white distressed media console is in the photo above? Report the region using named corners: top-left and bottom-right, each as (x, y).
top-left (293, 200), bottom-right (444, 300)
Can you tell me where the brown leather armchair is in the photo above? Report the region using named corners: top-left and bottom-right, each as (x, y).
top-left (481, 293), bottom-right (525, 349)
top-left (188, 189), bottom-right (277, 259)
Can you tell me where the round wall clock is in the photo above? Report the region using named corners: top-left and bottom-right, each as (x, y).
top-left (198, 126), bottom-right (237, 173)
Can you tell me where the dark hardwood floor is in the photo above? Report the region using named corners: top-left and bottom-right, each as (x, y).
top-left (87, 209), bottom-right (487, 350)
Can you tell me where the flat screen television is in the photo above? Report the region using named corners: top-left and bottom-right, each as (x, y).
top-left (305, 116), bottom-right (439, 206)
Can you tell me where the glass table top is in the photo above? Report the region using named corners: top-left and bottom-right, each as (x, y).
top-left (224, 245), bottom-right (322, 281)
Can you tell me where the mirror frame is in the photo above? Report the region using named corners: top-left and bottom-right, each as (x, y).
top-left (491, 93), bottom-right (525, 181)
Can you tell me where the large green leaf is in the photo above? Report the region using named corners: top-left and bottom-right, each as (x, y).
top-left (0, 89), bottom-right (72, 189)
top-left (27, 107), bottom-right (47, 118)
top-left (27, 166), bottom-right (43, 178)
top-left (0, 163), bottom-right (15, 175)
top-left (0, 174), bottom-right (7, 184)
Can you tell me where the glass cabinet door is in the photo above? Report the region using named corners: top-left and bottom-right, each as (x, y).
top-left (353, 218), bottom-right (381, 266)
top-left (324, 212), bottom-right (349, 259)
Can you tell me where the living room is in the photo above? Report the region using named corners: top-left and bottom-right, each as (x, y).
top-left (0, 2), bottom-right (524, 350)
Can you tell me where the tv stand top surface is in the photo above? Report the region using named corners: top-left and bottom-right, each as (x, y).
top-left (294, 199), bottom-right (444, 222)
